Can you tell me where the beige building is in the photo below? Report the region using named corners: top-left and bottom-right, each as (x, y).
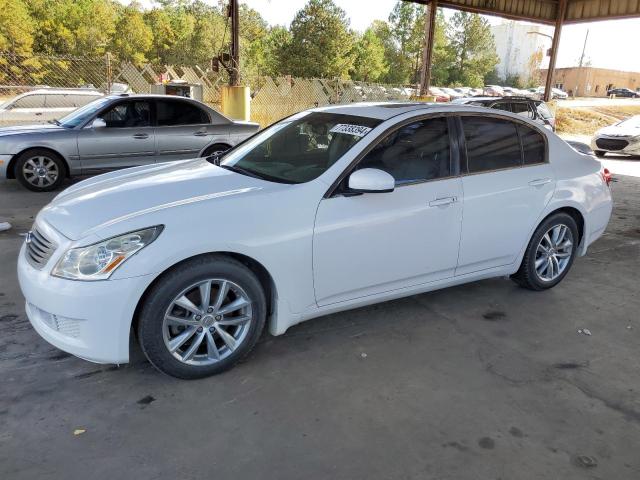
top-left (539, 67), bottom-right (640, 97)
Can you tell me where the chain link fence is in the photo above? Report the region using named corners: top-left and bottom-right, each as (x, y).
top-left (0, 52), bottom-right (413, 127)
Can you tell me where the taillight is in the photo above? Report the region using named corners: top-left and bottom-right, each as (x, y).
top-left (601, 168), bottom-right (612, 187)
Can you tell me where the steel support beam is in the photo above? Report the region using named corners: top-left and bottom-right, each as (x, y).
top-left (419, 0), bottom-right (437, 96)
top-left (543, 0), bottom-right (567, 102)
top-left (230, 0), bottom-right (240, 86)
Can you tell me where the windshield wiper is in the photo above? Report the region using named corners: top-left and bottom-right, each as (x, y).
top-left (218, 164), bottom-right (297, 184)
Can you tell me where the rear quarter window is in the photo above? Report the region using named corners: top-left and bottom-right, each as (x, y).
top-left (462, 116), bottom-right (522, 173)
top-left (11, 94), bottom-right (47, 109)
top-left (519, 124), bottom-right (546, 165)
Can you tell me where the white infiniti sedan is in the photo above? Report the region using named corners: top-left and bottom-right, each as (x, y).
top-left (18, 103), bottom-right (613, 379)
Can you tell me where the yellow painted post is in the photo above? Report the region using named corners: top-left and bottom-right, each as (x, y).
top-left (221, 86), bottom-right (251, 121)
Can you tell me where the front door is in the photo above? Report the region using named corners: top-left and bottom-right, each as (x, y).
top-left (77, 99), bottom-right (155, 172)
top-left (456, 116), bottom-right (556, 275)
top-left (313, 116), bottom-right (463, 306)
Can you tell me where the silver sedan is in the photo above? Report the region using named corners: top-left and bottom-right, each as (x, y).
top-left (0, 94), bottom-right (260, 191)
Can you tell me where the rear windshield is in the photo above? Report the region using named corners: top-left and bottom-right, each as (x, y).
top-left (220, 112), bottom-right (381, 184)
top-left (536, 102), bottom-right (553, 119)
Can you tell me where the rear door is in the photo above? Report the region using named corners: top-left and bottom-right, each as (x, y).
top-left (154, 99), bottom-right (229, 162)
top-left (456, 115), bottom-right (555, 275)
top-left (77, 99), bottom-right (156, 172)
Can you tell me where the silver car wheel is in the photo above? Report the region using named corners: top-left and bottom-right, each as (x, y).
top-left (22, 155), bottom-right (59, 188)
top-left (534, 224), bottom-right (574, 282)
top-left (162, 278), bottom-right (253, 366)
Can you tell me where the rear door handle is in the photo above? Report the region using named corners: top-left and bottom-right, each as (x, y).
top-left (528, 178), bottom-right (552, 187)
top-left (133, 133), bottom-right (149, 139)
top-left (428, 196), bottom-right (457, 207)
top-left (194, 130), bottom-right (208, 137)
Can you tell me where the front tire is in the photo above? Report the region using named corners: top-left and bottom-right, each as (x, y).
top-left (594, 150), bottom-right (606, 158)
top-left (202, 143), bottom-right (231, 158)
top-left (511, 212), bottom-right (579, 291)
top-left (137, 255), bottom-right (266, 379)
top-left (15, 149), bottom-right (65, 192)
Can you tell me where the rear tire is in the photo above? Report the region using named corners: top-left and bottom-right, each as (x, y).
top-left (202, 143), bottom-right (231, 158)
top-left (594, 150), bottom-right (606, 158)
top-left (511, 212), bottom-right (579, 291)
top-left (15, 149), bottom-right (66, 192)
top-left (137, 255), bottom-right (266, 379)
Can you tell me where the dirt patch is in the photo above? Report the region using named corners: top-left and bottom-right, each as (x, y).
top-left (556, 105), bottom-right (640, 136)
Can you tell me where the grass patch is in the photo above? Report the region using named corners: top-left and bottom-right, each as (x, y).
top-left (555, 105), bottom-right (640, 136)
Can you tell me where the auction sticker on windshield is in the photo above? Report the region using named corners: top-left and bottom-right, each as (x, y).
top-left (329, 124), bottom-right (372, 137)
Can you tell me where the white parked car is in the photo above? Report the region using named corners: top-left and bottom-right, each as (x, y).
top-left (18, 103), bottom-right (613, 378)
top-left (0, 88), bottom-right (104, 125)
top-left (591, 115), bottom-right (640, 157)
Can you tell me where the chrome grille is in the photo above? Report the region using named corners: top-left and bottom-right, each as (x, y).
top-left (25, 227), bottom-right (57, 269)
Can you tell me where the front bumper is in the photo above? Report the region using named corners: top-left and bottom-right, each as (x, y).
top-left (18, 243), bottom-right (155, 364)
top-left (0, 154), bottom-right (12, 180)
top-left (591, 136), bottom-right (640, 155)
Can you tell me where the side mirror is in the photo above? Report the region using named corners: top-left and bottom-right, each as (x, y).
top-left (348, 168), bottom-right (395, 194)
top-left (91, 117), bottom-right (106, 129)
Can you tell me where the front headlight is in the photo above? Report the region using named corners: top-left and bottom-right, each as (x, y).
top-left (52, 226), bottom-right (163, 281)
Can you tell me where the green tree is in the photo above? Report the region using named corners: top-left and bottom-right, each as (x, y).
top-left (260, 26), bottom-right (291, 76)
top-left (110, 2), bottom-right (152, 64)
top-left (283, 0), bottom-right (355, 78)
top-left (0, 0), bottom-right (34, 56)
top-left (447, 12), bottom-right (498, 87)
top-left (144, 8), bottom-right (176, 64)
top-left (387, 1), bottom-right (425, 83)
top-left (350, 27), bottom-right (388, 82)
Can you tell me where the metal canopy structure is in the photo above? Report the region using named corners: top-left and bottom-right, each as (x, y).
top-left (406, 0), bottom-right (640, 100)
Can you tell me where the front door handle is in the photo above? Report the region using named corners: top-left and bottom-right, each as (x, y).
top-left (428, 196), bottom-right (457, 207)
top-left (133, 133), bottom-right (149, 139)
top-left (528, 178), bottom-right (552, 187)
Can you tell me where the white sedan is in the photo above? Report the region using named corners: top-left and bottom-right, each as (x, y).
top-left (18, 103), bottom-right (613, 378)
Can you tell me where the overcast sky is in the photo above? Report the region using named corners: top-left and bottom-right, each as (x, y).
top-left (121, 0), bottom-right (640, 71)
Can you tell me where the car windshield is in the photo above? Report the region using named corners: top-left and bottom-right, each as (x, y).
top-left (219, 112), bottom-right (381, 184)
top-left (57, 97), bottom-right (113, 128)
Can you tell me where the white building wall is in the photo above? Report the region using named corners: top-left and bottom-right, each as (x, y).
top-left (491, 21), bottom-right (547, 81)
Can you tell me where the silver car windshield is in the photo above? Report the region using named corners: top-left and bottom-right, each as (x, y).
top-left (219, 112), bottom-right (381, 184)
top-left (58, 97), bottom-right (113, 128)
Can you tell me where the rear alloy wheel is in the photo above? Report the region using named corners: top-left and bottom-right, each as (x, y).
top-left (137, 255), bottom-right (266, 379)
top-left (511, 212), bottom-right (579, 291)
top-left (202, 143), bottom-right (231, 158)
top-left (15, 149), bottom-right (65, 192)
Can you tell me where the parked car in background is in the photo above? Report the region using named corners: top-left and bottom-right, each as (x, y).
top-left (428, 87), bottom-right (450, 102)
top-left (0, 88), bottom-right (104, 126)
top-left (591, 115), bottom-right (640, 157)
top-left (452, 96), bottom-right (556, 130)
top-left (0, 94), bottom-right (260, 191)
top-left (528, 86), bottom-right (569, 100)
top-left (606, 87), bottom-right (640, 98)
top-left (453, 87), bottom-right (472, 97)
top-left (484, 85), bottom-right (505, 96)
top-left (18, 102), bottom-right (612, 378)
top-left (441, 87), bottom-right (464, 100)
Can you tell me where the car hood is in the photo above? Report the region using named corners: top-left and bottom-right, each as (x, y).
top-left (597, 124), bottom-right (640, 138)
top-left (39, 158), bottom-right (279, 240)
top-left (0, 123), bottom-right (65, 137)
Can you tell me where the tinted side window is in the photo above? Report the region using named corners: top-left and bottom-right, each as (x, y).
top-left (519, 125), bottom-right (546, 165)
top-left (157, 100), bottom-right (209, 126)
top-left (358, 117), bottom-right (450, 185)
top-left (462, 117), bottom-right (522, 173)
top-left (490, 102), bottom-right (510, 113)
top-left (511, 102), bottom-right (534, 119)
top-left (102, 101), bottom-right (151, 128)
top-left (12, 94), bottom-right (46, 109)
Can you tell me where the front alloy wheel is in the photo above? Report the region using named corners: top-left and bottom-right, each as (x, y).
top-left (163, 279), bottom-right (253, 365)
top-left (138, 256), bottom-right (266, 379)
top-left (15, 149), bottom-right (65, 191)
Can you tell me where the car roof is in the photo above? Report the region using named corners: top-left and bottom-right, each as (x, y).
top-left (17, 88), bottom-right (103, 96)
top-left (311, 101), bottom-right (526, 121)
